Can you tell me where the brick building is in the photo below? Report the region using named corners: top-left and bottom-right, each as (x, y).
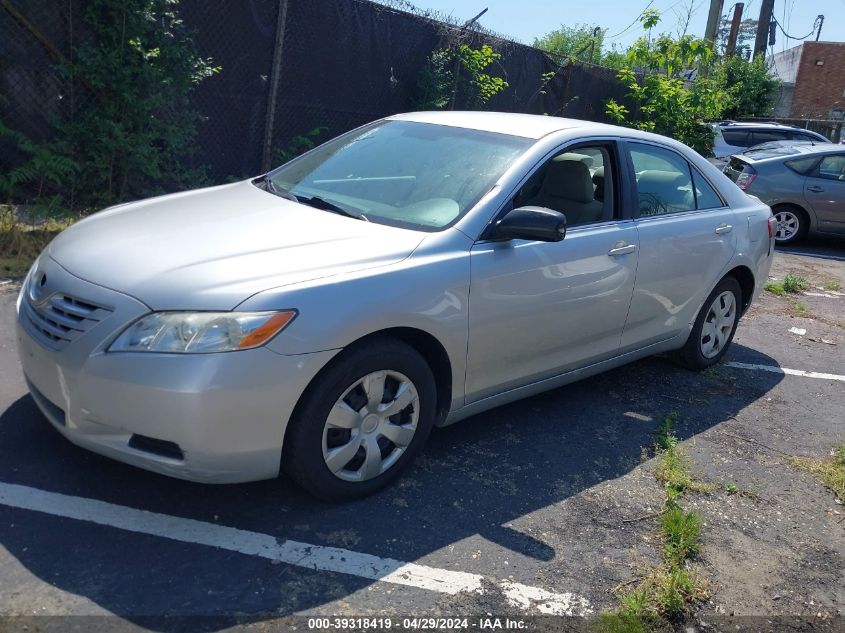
top-left (770, 41), bottom-right (845, 120)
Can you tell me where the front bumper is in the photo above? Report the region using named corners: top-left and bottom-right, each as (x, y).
top-left (16, 258), bottom-right (338, 483)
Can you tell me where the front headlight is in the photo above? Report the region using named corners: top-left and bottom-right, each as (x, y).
top-left (109, 310), bottom-right (297, 353)
top-left (16, 260), bottom-right (38, 314)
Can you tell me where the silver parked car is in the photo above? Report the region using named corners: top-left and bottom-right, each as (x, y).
top-left (722, 143), bottom-right (845, 244)
top-left (16, 112), bottom-right (775, 499)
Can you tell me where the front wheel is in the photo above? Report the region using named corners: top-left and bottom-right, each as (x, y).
top-left (674, 277), bottom-right (742, 370)
top-left (283, 339), bottom-right (436, 500)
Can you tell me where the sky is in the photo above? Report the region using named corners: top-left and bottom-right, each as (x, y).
top-left (393, 0), bottom-right (845, 54)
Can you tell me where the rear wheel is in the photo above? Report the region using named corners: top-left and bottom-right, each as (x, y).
top-left (772, 205), bottom-right (807, 244)
top-left (674, 277), bottom-right (742, 370)
top-left (283, 339), bottom-right (436, 500)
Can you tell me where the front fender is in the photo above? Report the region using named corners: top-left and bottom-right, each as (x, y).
top-left (236, 229), bottom-right (473, 411)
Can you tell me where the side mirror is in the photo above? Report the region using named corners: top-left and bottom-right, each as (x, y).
top-left (490, 206), bottom-right (567, 242)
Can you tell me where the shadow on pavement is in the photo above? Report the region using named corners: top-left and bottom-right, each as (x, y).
top-left (777, 235), bottom-right (845, 261)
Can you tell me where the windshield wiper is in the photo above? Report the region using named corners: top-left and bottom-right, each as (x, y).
top-left (297, 196), bottom-right (369, 222)
top-left (260, 177), bottom-right (368, 221)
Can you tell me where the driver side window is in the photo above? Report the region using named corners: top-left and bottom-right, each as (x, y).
top-left (512, 144), bottom-right (617, 227)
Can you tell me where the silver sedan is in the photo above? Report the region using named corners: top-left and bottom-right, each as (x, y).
top-left (16, 112), bottom-right (774, 499)
top-left (722, 143), bottom-right (845, 244)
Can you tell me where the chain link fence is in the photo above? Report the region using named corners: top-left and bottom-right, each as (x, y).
top-left (1, 0), bottom-right (633, 187)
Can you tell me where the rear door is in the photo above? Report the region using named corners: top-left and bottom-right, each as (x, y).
top-left (804, 152), bottom-right (845, 235)
top-left (621, 141), bottom-right (737, 353)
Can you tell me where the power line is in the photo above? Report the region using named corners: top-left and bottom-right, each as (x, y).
top-left (772, 15), bottom-right (820, 41)
top-left (606, 0), bottom-right (691, 42)
top-left (606, 0), bottom-right (657, 39)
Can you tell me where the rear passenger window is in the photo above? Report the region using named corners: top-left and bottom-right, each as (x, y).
top-left (751, 130), bottom-right (790, 144)
top-left (721, 129), bottom-right (751, 147)
top-left (785, 157), bottom-right (819, 174)
top-left (691, 169), bottom-right (724, 209)
top-left (630, 144), bottom-right (696, 216)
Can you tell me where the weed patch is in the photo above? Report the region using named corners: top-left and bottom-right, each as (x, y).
top-left (701, 366), bottom-right (718, 379)
top-left (788, 445), bottom-right (845, 503)
top-left (654, 411), bottom-right (678, 451)
top-left (823, 279), bottom-right (841, 292)
top-left (721, 481), bottom-right (760, 499)
top-left (782, 274), bottom-right (808, 293)
top-left (598, 414), bottom-right (710, 631)
top-left (0, 208), bottom-right (70, 277)
top-left (662, 504), bottom-right (702, 564)
top-left (764, 282), bottom-right (784, 296)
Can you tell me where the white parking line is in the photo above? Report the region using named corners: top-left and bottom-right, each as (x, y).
top-left (0, 482), bottom-right (591, 616)
top-left (724, 361), bottom-right (845, 382)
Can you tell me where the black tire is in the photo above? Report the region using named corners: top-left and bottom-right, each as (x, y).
top-left (771, 205), bottom-right (808, 245)
top-left (674, 277), bottom-right (742, 371)
top-left (283, 338), bottom-right (436, 500)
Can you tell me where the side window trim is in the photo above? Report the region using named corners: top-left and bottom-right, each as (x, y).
top-left (478, 137), bottom-right (631, 242)
top-left (687, 161), bottom-right (700, 210)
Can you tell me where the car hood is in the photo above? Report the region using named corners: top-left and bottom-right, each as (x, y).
top-left (48, 181), bottom-right (426, 310)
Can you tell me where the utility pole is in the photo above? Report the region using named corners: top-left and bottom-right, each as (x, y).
top-left (704, 0), bottom-right (724, 45)
top-left (753, 0), bottom-right (775, 59)
top-left (725, 3), bottom-right (744, 56)
top-left (816, 14), bottom-right (824, 41)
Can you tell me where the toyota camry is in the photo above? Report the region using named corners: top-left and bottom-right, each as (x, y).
top-left (16, 112), bottom-right (775, 499)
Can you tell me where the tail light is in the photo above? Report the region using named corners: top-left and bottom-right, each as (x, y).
top-left (767, 215), bottom-right (777, 238)
top-left (735, 166), bottom-right (757, 191)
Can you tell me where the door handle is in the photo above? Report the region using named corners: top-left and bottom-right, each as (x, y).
top-left (715, 223), bottom-right (733, 235)
top-left (607, 243), bottom-right (637, 256)
top-left (807, 185), bottom-right (825, 193)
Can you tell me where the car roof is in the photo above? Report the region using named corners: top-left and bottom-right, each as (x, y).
top-left (715, 121), bottom-right (807, 131)
top-left (740, 142), bottom-right (841, 162)
top-left (388, 111), bottom-right (619, 140)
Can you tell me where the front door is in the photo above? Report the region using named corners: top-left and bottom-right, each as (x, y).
top-left (465, 142), bottom-right (638, 403)
top-left (804, 153), bottom-right (845, 235)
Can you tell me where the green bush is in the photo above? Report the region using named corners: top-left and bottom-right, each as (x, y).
top-left (414, 44), bottom-right (508, 110)
top-left (605, 14), bottom-right (728, 155)
top-left (716, 54), bottom-right (780, 119)
top-left (2, 0), bottom-right (219, 214)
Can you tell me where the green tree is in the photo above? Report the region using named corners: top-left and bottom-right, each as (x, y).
top-left (605, 13), bottom-right (729, 155)
top-left (716, 17), bottom-right (758, 58)
top-left (534, 23), bottom-right (626, 68)
top-left (534, 23), bottom-right (604, 64)
top-left (69, 0), bottom-right (219, 209)
top-left (715, 55), bottom-right (780, 118)
top-left (414, 44), bottom-right (509, 110)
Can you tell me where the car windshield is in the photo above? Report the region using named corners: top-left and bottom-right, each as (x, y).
top-left (265, 120), bottom-right (532, 231)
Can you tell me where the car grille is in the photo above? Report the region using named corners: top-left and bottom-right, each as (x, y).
top-left (22, 290), bottom-right (113, 350)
